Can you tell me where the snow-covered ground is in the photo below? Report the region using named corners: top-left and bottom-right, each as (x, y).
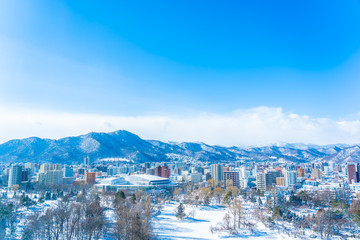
top-left (153, 202), bottom-right (299, 240)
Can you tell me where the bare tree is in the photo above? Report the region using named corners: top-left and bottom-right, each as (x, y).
top-left (213, 187), bottom-right (225, 205)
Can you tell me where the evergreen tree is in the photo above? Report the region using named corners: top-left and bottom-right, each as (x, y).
top-left (176, 203), bottom-right (186, 220)
top-left (45, 192), bottom-right (51, 200)
top-left (132, 193), bottom-right (137, 204)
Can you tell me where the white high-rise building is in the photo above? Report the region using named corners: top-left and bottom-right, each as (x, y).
top-left (37, 170), bottom-right (63, 185)
top-left (45, 170), bottom-right (63, 185)
top-left (190, 173), bottom-right (202, 184)
top-left (37, 163), bottom-right (63, 185)
top-left (239, 166), bottom-right (247, 179)
top-left (40, 163), bottom-right (61, 173)
top-left (284, 170), bottom-right (297, 187)
top-left (211, 164), bottom-right (224, 184)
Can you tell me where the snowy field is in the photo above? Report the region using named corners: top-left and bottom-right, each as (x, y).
top-left (153, 201), bottom-right (299, 240)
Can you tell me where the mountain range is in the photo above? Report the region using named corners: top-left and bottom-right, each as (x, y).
top-left (0, 130), bottom-right (359, 164)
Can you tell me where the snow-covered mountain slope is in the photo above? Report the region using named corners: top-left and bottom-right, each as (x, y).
top-left (0, 130), bottom-right (356, 164)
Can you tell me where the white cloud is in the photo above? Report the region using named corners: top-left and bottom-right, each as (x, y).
top-left (0, 106), bottom-right (359, 146)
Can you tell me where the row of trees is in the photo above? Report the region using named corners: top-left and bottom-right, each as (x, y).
top-left (174, 184), bottom-right (240, 206)
top-left (21, 189), bottom-right (154, 240)
top-left (254, 189), bottom-right (360, 239)
top-left (22, 193), bottom-right (107, 240)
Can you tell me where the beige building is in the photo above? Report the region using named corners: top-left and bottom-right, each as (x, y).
top-left (276, 177), bottom-right (285, 186)
top-left (311, 168), bottom-right (322, 180)
top-left (297, 167), bottom-right (305, 177)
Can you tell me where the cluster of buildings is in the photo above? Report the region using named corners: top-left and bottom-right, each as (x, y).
top-left (2, 158), bottom-right (177, 191)
top-left (2, 157), bottom-right (360, 199)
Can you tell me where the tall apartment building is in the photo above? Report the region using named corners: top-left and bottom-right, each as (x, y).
top-left (155, 165), bottom-right (162, 177)
top-left (155, 165), bottom-right (171, 178)
top-left (211, 164), bottom-right (224, 184)
top-left (25, 162), bottom-right (37, 176)
top-left (276, 177), bottom-right (285, 186)
top-left (284, 170), bottom-right (297, 187)
top-left (46, 170), bottom-right (63, 185)
top-left (161, 166), bottom-right (171, 178)
top-left (40, 163), bottom-right (61, 173)
top-left (297, 167), bottom-right (305, 177)
top-left (266, 170), bottom-right (281, 186)
top-left (239, 166), bottom-right (247, 179)
top-left (190, 173), bottom-right (202, 184)
top-left (85, 170), bottom-right (96, 183)
top-left (224, 171), bottom-right (240, 188)
top-left (347, 162), bottom-right (358, 184)
top-left (256, 173), bottom-right (266, 192)
top-left (311, 168), bottom-right (322, 180)
top-left (8, 165), bottom-right (22, 187)
top-left (37, 163), bottom-right (63, 185)
top-left (256, 170), bottom-right (281, 191)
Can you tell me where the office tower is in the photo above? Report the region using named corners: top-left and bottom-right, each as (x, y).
top-left (284, 170), bottom-right (297, 187)
top-left (8, 165), bottom-right (22, 187)
top-left (211, 164), bottom-right (224, 184)
top-left (224, 171), bottom-right (240, 188)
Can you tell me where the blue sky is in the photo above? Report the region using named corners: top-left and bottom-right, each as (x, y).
top-left (0, 1), bottom-right (360, 144)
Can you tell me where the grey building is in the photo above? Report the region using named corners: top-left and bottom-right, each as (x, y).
top-left (8, 165), bottom-right (22, 188)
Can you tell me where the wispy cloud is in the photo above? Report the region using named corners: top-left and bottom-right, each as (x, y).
top-left (0, 106), bottom-right (359, 146)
